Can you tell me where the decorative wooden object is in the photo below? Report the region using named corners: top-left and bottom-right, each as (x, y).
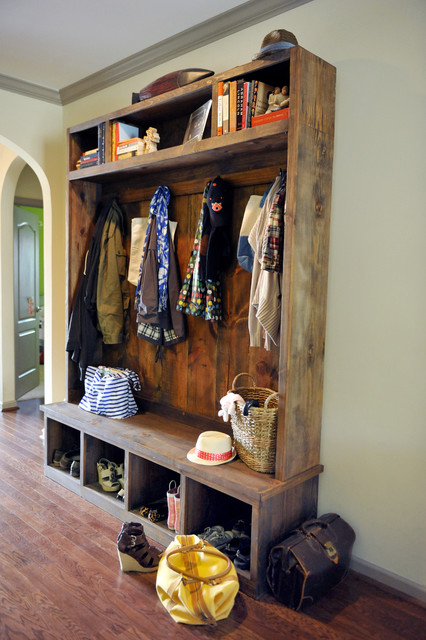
top-left (43, 46), bottom-right (336, 599)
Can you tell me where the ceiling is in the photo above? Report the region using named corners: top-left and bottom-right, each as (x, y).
top-left (0, 0), bottom-right (311, 104)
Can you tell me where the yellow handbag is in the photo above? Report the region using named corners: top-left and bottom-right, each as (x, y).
top-left (156, 534), bottom-right (239, 625)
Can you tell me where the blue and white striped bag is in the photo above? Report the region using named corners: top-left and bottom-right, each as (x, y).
top-left (79, 366), bottom-right (141, 419)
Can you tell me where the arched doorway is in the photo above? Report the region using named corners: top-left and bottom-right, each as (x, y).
top-left (14, 164), bottom-right (44, 401)
top-left (0, 140), bottom-right (53, 410)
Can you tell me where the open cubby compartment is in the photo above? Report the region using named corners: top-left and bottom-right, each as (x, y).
top-left (127, 453), bottom-right (180, 527)
top-left (83, 434), bottom-right (124, 498)
top-left (210, 55), bottom-right (291, 138)
top-left (68, 120), bottom-right (105, 171)
top-left (44, 417), bottom-right (80, 471)
top-left (109, 86), bottom-right (213, 157)
top-left (184, 477), bottom-right (252, 546)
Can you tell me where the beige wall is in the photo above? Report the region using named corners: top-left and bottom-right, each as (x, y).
top-left (0, 91), bottom-right (65, 405)
top-left (1, 0), bottom-right (425, 592)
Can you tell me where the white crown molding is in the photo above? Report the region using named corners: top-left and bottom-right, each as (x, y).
top-left (60, 0), bottom-right (311, 104)
top-left (0, 73), bottom-right (61, 105)
top-left (1, 0), bottom-right (312, 106)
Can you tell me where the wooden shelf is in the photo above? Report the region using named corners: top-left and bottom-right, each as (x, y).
top-left (43, 401), bottom-right (313, 505)
top-left (68, 120), bottom-right (289, 185)
top-left (49, 45), bottom-right (336, 600)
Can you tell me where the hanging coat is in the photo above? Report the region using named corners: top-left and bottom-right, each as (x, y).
top-left (66, 198), bottom-right (128, 379)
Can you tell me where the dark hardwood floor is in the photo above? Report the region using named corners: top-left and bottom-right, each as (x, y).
top-left (0, 399), bottom-right (424, 640)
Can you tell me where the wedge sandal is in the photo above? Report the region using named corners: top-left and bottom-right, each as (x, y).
top-left (117, 522), bottom-right (160, 572)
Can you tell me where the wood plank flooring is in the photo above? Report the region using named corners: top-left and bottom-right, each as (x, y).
top-left (0, 399), bottom-right (424, 640)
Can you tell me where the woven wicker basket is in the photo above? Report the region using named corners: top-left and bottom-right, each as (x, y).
top-left (229, 373), bottom-right (279, 474)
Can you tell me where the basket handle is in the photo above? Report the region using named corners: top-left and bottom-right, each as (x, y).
top-left (232, 372), bottom-right (256, 389)
top-left (264, 392), bottom-right (279, 409)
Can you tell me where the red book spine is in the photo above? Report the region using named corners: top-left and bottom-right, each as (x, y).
top-left (217, 81), bottom-right (223, 135)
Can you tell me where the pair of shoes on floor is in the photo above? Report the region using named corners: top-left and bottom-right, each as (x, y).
top-left (139, 498), bottom-right (168, 523)
top-left (166, 480), bottom-right (181, 533)
top-left (97, 458), bottom-right (124, 495)
top-left (53, 448), bottom-right (80, 477)
top-left (117, 522), bottom-right (161, 573)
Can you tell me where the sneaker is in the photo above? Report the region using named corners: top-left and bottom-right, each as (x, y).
top-left (197, 525), bottom-right (224, 541)
top-left (52, 449), bottom-right (64, 466)
top-left (60, 449), bottom-right (80, 470)
top-left (70, 459), bottom-right (80, 478)
top-left (224, 537), bottom-right (240, 561)
top-left (231, 519), bottom-right (250, 538)
top-left (234, 537), bottom-right (251, 570)
top-left (201, 526), bottom-right (234, 550)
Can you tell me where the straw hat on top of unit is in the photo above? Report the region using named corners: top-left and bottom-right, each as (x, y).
top-left (253, 29), bottom-right (298, 60)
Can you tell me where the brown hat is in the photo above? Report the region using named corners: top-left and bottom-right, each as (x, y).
top-left (253, 29), bottom-right (298, 60)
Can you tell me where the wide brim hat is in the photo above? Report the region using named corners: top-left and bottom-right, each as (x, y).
top-left (253, 29), bottom-right (298, 60)
top-left (187, 430), bottom-right (236, 466)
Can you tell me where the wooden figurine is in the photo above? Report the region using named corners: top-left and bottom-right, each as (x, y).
top-left (143, 127), bottom-right (160, 153)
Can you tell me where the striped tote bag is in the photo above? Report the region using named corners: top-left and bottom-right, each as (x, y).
top-left (79, 366), bottom-right (141, 418)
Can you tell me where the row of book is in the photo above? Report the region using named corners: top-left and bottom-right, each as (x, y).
top-left (76, 121), bottom-right (145, 169)
top-left (75, 122), bottom-right (106, 169)
top-left (217, 79), bottom-right (289, 134)
top-left (111, 121), bottom-right (144, 160)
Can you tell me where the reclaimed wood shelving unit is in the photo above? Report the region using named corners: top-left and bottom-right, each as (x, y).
top-left (43, 45), bottom-right (336, 599)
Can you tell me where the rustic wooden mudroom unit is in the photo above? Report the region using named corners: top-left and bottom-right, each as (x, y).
top-left (42, 45), bottom-right (336, 599)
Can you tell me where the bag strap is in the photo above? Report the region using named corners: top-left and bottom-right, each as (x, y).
top-left (165, 541), bottom-right (233, 585)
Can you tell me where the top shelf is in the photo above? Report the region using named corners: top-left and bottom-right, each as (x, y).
top-left (68, 53), bottom-right (293, 182)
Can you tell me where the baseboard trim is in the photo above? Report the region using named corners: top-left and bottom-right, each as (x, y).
top-left (1, 401), bottom-right (19, 412)
top-left (351, 555), bottom-right (426, 604)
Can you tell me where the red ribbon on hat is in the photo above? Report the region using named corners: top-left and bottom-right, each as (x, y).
top-left (194, 448), bottom-right (232, 462)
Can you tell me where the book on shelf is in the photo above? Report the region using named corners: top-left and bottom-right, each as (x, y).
top-left (116, 149), bottom-right (144, 160)
top-left (76, 148), bottom-right (99, 169)
top-left (97, 122), bottom-right (105, 164)
top-left (229, 80), bottom-right (237, 132)
top-left (79, 159), bottom-right (99, 168)
top-left (241, 82), bottom-right (249, 130)
top-left (251, 81), bottom-right (274, 118)
top-left (216, 77), bottom-right (278, 133)
top-left (251, 107), bottom-right (289, 127)
top-left (217, 81), bottom-right (223, 135)
top-left (236, 78), bottom-right (245, 130)
top-left (111, 121), bottom-right (140, 160)
top-left (222, 81), bottom-right (230, 135)
top-left (116, 138), bottom-right (144, 154)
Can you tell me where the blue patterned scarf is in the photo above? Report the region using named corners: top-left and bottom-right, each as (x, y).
top-left (135, 185), bottom-right (170, 314)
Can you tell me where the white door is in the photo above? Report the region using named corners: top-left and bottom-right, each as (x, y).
top-left (14, 206), bottom-right (40, 399)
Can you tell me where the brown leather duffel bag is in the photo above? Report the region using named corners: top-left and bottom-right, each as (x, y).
top-left (266, 513), bottom-right (356, 610)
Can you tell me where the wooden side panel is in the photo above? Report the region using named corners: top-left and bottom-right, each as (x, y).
top-left (276, 48), bottom-right (336, 480)
top-left (254, 476), bottom-right (319, 597)
top-left (66, 180), bottom-right (101, 398)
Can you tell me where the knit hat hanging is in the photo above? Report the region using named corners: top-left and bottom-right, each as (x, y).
top-left (203, 176), bottom-right (232, 280)
top-left (176, 176), bottom-right (232, 322)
